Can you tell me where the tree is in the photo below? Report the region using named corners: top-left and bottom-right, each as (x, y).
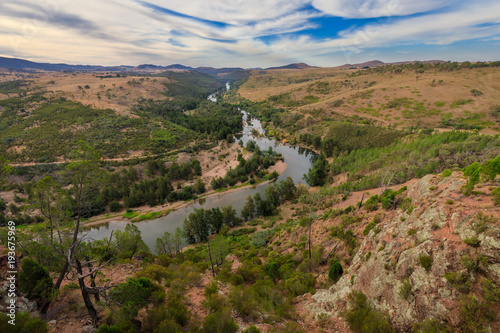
top-left (304, 154), bottom-right (328, 186)
top-left (194, 177), bottom-right (206, 194)
top-left (241, 195), bottom-right (255, 220)
top-left (114, 223), bottom-right (149, 259)
top-left (0, 156), bottom-right (13, 188)
top-left (30, 176), bottom-right (72, 293)
top-left (328, 261), bottom-right (343, 283)
top-left (155, 231), bottom-right (174, 255)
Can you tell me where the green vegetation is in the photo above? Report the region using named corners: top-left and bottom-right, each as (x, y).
top-left (343, 291), bottom-right (394, 333)
top-left (328, 261), bottom-right (343, 283)
top-left (419, 254), bottom-right (433, 272)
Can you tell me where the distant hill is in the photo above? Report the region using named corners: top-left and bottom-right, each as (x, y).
top-left (0, 56), bottom-right (132, 72)
top-left (266, 63), bottom-right (316, 70)
top-left (338, 59), bottom-right (446, 69)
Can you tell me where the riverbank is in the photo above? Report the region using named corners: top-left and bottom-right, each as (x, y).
top-left (83, 160), bottom-right (288, 228)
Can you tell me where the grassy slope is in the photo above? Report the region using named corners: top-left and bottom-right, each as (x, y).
top-left (237, 65), bottom-right (500, 134)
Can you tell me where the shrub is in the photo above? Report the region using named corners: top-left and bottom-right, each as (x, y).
top-left (491, 187), bottom-right (500, 206)
top-left (229, 286), bottom-right (259, 319)
top-left (398, 279), bottom-right (411, 300)
top-left (343, 291), bottom-right (394, 333)
top-left (413, 318), bottom-right (451, 333)
top-left (418, 254), bottom-right (433, 272)
top-left (441, 169), bottom-right (452, 178)
top-left (96, 325), bottom-right (121, 333)
top-left (463, 237), bottom-right (480, 248)
top-left (201, 308), bottom-right (238, 333)
top-left (328, 261), bottom-right (343, 283)
top-left (18, 258), bottom-right (53, 305)
top-left (363, 222), bottom-right (376, 236)
top-left (364, 195), bottom-right (379, 212)
top-left (109, 200), bottom-right (123, 212)
top-left (460, 295), bottom-right (495, 333)
top-left (444, 271), bottom-right (471, 294)
top-left (482, 278), bottom-right (500, 304)
top-left (284, 272), bottom-right (316, 297)
top-left (243, 326), bottom-right (261, 333)
top-left (0, 312), bottom-right (48, 333)
top-left (407, 228), bottom-right (416, 236)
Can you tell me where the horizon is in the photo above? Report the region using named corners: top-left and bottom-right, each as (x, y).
top-left (0, 1), bottom-right (499, 68)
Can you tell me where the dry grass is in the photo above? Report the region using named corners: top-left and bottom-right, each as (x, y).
top-left (237, 66), bottom-right (500, 133)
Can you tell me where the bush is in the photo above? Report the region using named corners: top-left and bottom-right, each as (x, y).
top-left (418, 254), bottom-right (433, 272)
top-left (343, 291), bottom-right (394, 333)
top-left (491, 187), bottom-right (500, 206)
top-left (441, 169), bottom-right (452, 178)
top-left (363, 222), bottom-right (376, 236)
top-left (413, 318), bottom-right (451, 333)
top-left (463, 237), bottom-right (480, 248)
top-left (229, 286), bottom-right (258, 319)
top-left (328, 261), bottom-right (343, 283)
top-left (364, 195), bottom-right (379, 212)
top-left (460, 295), bottom-right (495, 333)
top-left (109, 200), bottom-right (123, 212)
top-left (284, 272), bottom-right (316, 297)
top-left (201, 308), bottom-right (238, 333)
top-left (0, 312), bottom-right (48, 333)
top-left (18, 258), bottom-right (53, 304)
top-left (398, 279), bottom-right (411, 300)
top-left (444, 271), bottom-right (471, 294)
top-left (482, 278), bottom-right (500, 304)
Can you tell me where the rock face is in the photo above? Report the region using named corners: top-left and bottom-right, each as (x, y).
top-left (305, 174), bottom-right (500, 331)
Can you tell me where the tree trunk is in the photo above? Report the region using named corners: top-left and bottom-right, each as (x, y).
top-left (207, 240), bottom-right (215, 277)
top-left (76, 258), bottom-right (98, 325)
top-left (86, 256), bottom-right (100, 302)
top-left (53, 260), bottom-right (70, 291)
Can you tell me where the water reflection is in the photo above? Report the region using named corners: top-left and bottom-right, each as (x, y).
top-left (85, 111), bottom-right (316, 251)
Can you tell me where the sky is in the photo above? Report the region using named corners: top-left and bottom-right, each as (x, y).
top-left (0, 0), bottom-right (499, 68)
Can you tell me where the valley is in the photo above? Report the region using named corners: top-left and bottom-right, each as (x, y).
top-left (0, 60), bottom-right (498, 333)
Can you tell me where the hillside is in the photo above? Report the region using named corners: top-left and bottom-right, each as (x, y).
top-left (1, 167), bottom-right (498, 332)
top-left (237, 62), bottom-right (500, 135)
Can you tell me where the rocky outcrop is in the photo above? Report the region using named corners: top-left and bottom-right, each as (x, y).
top-left (305, 174), bottom-right (500, 331)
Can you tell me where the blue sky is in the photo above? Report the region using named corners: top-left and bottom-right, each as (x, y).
top-left (0, 0), bottom-right (499, 67)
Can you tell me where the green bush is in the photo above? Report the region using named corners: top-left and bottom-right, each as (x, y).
top-left (482, 278), bottom-right (500, 304)
top-left (0, 312), bottom-right (48, 333)
top-left (491, 187), bottom-right (500, 206)
top-left (109, 200), bottom-right (123, 212)
top-left (460, 295), bottom-right (495, 333)
top-left (418, 254), bottom-right (433, 272)
top-left (343, 291), bottom-right (394, 333)
top-left (363, 222), bottom-right (376, 236)
top-left (201, 308), bottom-right (238, 333)
top-left (229, 286), bottom-right (259, 319)
top-left (364, 195), bottom-right (379, 212)
top-left (328, 261), bottom-right (343, 283)
top-left (96, 325), bottom-right (121, 333)
top-left (441, 169), bottom-right (452, 178)
top-left (444, 271), bottom-right (471, 294)
top-left (463, 237), bottom-right (480, 248)
top-left (284, 272), bottom-right (316, 297)
top-left (18, 258), bottom-right (53, 304)
top-left (413, 318), bottom-right (451, 333)
top-left (398, 279), bottom-right (411, 300)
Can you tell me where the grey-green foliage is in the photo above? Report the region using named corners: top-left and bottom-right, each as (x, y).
top-left (114, 223), bottom-right (149, 258)
top-left (250, 229), bottom-right (273, 247)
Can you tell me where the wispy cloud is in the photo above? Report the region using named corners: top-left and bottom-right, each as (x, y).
top-left (0, 0), bottom-right (498, 67)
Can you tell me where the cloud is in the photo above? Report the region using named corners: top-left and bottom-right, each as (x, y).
top-left (311, 0), bottom-right (456, 18)
top-left (0, 0), bottom-right (498, 67)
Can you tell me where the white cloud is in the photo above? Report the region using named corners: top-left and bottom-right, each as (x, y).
top-left (0, 0), bottom-right (498, 67)
top-left (311, 0), bottom-right (456, 18)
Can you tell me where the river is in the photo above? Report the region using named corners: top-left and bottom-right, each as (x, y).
top-left (85, 98), bottom-right (316, 251)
